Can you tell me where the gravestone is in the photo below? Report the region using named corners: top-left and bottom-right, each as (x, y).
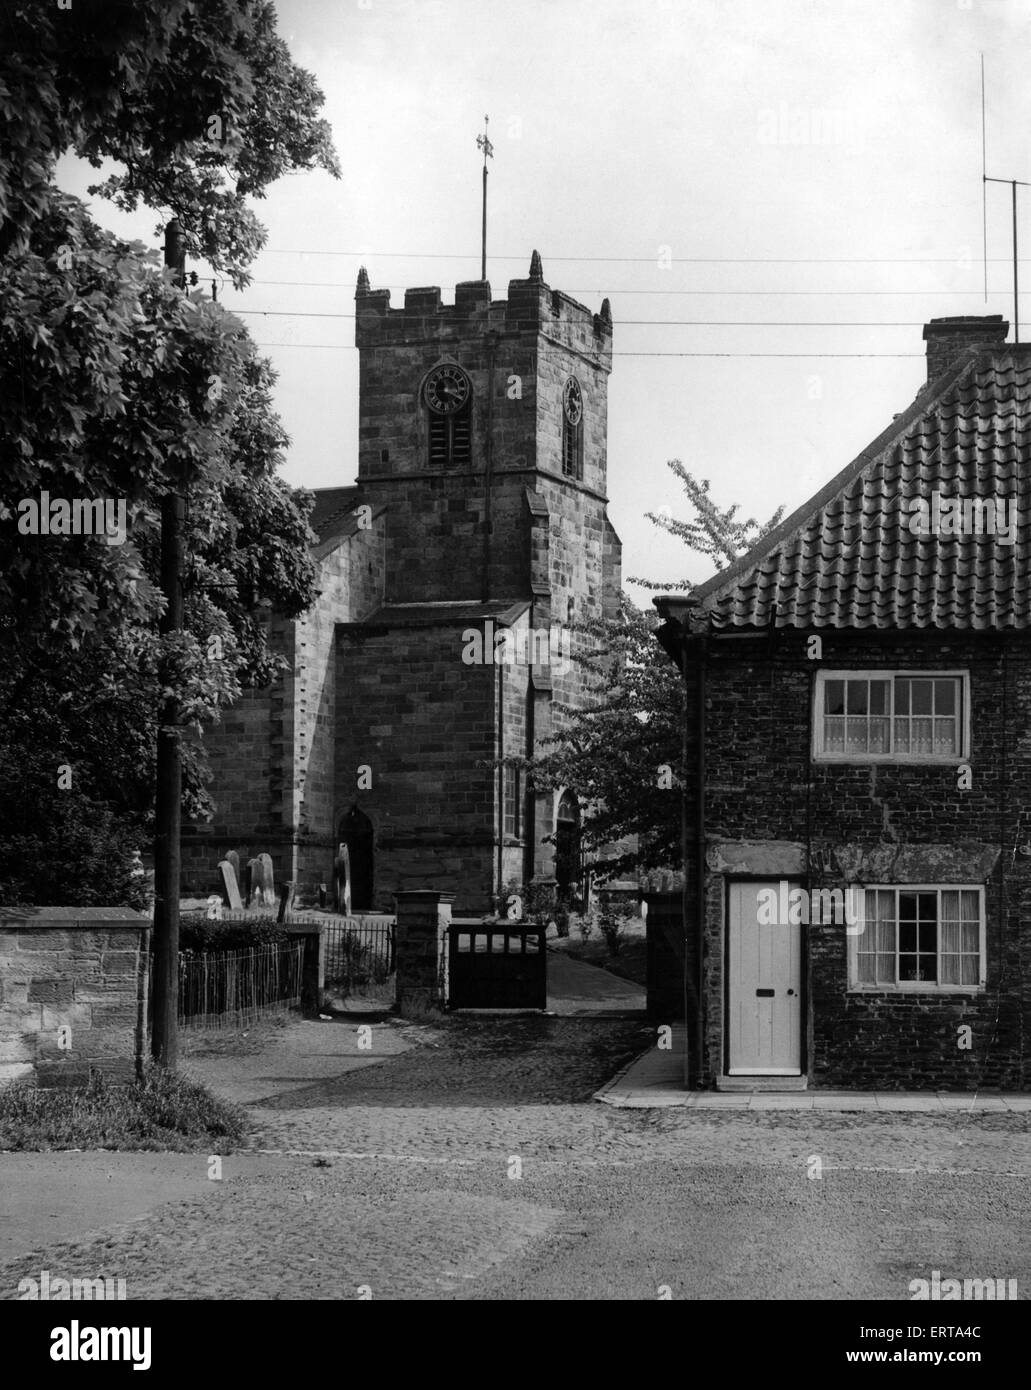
top-left (225, 850), bottom-right (241, 888)
top-left (334, 843), bottom-right (352, 916)
top-left (219, 858), bottom-right (243, 910)
top-left (257, 852), bottom-right (275, 907)
top-left (246, 857), bottom-right (263, 908)
top-left (206, 895), bottom-right (223, 921)
top-left (277, 880), bottom-right (294, 924)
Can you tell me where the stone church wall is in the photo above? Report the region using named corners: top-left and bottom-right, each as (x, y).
top-left (182, 523), bottom-right (385, 900)
top-left (498, 619), bottom-right (533, 891)
top-left (335, 622), bottom-right (498, 914)
top-left (179, 654), bottom-right (290, 896)
top-left (292, 525), bottom-right (386, 892)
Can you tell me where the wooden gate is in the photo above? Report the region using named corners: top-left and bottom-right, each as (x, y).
top-left (447, 925), bottom-right (547, 1009)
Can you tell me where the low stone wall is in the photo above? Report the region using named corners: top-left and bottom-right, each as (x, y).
top-left (0, 907), bottom-right (151, 1087)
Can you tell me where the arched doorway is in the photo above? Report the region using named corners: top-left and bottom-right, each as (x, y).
top-left (339, 806), bottom-right (374, 911)
top-left (554, 790), bottom-right (582, 907)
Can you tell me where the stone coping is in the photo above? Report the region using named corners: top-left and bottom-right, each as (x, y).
top-left (0, 906), bottom-right (150, 926)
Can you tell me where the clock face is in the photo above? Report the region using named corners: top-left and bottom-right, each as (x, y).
top-left (424, 364), bottom-right (471, 415)
top-left (563, 376), bottom-right (583, 425)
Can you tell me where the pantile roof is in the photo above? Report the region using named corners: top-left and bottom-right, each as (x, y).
top-left (686, 346), bottom-right (1031, 631)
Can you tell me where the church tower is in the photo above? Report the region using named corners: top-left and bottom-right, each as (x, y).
top-left (337, 253), bottom-right (622, 911)
top-left (179, 253), bottom-right (621, 914)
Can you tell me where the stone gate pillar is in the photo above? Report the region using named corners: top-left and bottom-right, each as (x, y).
top-left (394, 891), bottom-right (454, 1013)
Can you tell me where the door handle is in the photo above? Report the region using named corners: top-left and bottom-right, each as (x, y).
top-left (787, 989), bottom-right (795, 996)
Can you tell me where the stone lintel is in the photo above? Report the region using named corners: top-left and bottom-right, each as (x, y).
top-left (705, 841), bottom-right (807, 876)
top-left (832, 842), bottom-right (1001, 883)
top-left (705, 840), bottom-right (1002, 883)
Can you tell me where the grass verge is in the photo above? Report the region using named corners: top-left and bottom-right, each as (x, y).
top-left (0, 1064), bottom-right (248, 1153)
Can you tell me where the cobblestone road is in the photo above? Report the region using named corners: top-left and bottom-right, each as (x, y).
top-left (1, 1016), bottom-right (1028, 1300)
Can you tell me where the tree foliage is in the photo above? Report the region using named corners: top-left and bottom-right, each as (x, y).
top-left (0, 0), bottom-right (339, 284)
top-left (634, 460), bottom-right (785, 582)
top-left (523, 462), bottom-right (785, 879)
top-left (0, 1), bottom-right (338, 904)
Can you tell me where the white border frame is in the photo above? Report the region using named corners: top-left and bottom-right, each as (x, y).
top-left (812, 669), bottom-right (970, 764)
top-left (846, 883), bottom-right (987, 993)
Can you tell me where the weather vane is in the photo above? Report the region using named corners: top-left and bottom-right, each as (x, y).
top-left (477, 114), bottom-right (494, 281)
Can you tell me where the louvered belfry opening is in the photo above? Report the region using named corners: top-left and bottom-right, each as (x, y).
top-left (429, 407), bottom-right (472, 468)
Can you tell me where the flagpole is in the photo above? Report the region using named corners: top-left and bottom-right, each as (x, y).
top-left (477, 115), bottom-right (493, 280)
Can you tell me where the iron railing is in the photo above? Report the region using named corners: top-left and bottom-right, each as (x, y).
top-left (320, 915), bottom-right (396, 996)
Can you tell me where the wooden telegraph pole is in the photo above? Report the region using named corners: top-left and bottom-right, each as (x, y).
top-left (151, 219), bottom-right (187, 1069)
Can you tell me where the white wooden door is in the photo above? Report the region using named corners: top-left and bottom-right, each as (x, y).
top-left (727, 881), bottom-right (802, 1075)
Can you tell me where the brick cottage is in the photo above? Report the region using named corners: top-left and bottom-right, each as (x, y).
top-left (654, 316), bottom-right (1031, 1090)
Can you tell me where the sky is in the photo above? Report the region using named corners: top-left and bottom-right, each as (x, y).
top-left (55, 0), bottom-right (1031, 602)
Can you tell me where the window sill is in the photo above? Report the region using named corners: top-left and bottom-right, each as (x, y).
top-left (813, 754), bottom-right (966, 766)
top-left (847, 985), bottom-right (985, 996)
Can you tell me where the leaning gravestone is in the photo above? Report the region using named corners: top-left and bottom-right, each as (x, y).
top-left (219, 858), bottom-right (243, 910)
top-left (225, 849), bottom-right (241, 888)
top-left (257, 852), bottom-right (276, 907)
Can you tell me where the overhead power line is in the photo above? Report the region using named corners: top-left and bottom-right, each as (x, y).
top-left (263, 248), bottom-right (1031, 265)
top-left (240, 281), bottom-right (1019, 297)
top-left (613, 352), bottom-right (923, 358)
top-left (233, 310), bottom-right (945, 326)
top-left (254, 342), bottom-right (923, 357)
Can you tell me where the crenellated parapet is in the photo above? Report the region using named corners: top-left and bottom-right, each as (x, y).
top-left (354, 252), bottom-right (612, 372)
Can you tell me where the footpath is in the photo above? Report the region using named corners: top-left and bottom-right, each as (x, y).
top-left (596, 1023), bottom-right (1031, 1110)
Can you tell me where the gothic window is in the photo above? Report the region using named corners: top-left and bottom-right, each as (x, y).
top-left (424, 363), bottom-right (472, 468)
top-left (504, 765), bottom-right (521, 839)
top-left (555, 789), bottom-right (582, 903)
top-left (562, 375), bottom-right (584, 480)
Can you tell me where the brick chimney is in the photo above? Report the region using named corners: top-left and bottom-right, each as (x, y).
top-left (922, 314), bottom-right (1009, 382)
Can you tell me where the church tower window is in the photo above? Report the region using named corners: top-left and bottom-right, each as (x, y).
top-left (555, 789), bottom-right (582, 904)
top-left (503, 765), bottom-right (522, 839)
top-left (424, 363), bottom-right (472, 468)
top-left (562, 375), bottom-right (584, 480)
